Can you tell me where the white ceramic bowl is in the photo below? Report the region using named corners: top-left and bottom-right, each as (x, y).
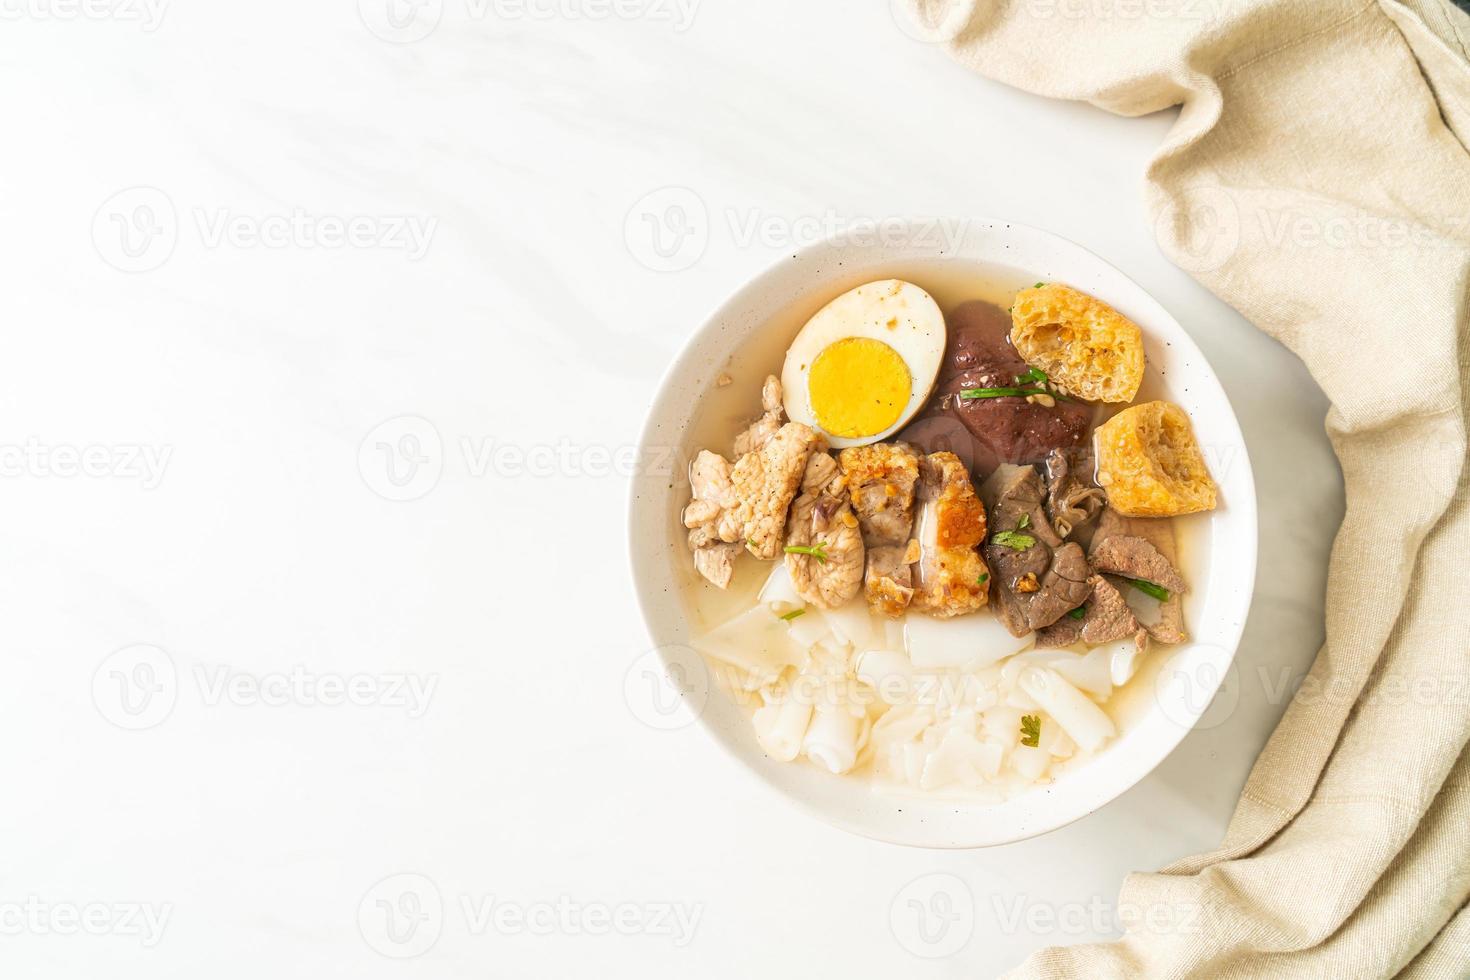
top-left (628, 219), bottom-right (1256, 848)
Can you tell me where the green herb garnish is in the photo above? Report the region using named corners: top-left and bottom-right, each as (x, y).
top-left (784, 542), bottom-right (830, 565)
top-left (1034, 282), bottom-right (1045, 288)
top-left (992, 531), bottom-right (1036, 551)
top-left (1016, 513), bottom-right (1031, 531)
top-left (959, 386), bottom-right (1050, 400)
top-left (780, 609), bottom-right (806, 622)
top-left (978, 573), bottom-right (989, 585)
top-left (1068, 606), bottom-right (1087, 620)
top-left (1020, 715), bottom-right (1042, 748)
top-left (1123, 577), bottom-right (1171, 602)
top-left (1016, 367), bottom-right (1048, 386)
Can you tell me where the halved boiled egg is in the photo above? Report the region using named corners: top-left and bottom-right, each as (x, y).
top-left (781, 279), bottom-right (946, 448)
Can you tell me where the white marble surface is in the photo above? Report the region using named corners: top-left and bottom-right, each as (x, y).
top-left (0, 1), bottom-right (1344, 976)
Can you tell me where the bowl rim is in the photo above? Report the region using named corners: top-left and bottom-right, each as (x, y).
top-left (627, 216), bottom-right (1258, 849)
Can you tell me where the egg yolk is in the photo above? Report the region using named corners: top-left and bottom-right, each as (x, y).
top-left (808, 338), bottom-right (912, 438)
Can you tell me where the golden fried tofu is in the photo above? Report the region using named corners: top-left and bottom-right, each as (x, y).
top-left (1010, 283), bottom-right (1145, 403)
top-left (1094, 401), bottom-right (1217, 517)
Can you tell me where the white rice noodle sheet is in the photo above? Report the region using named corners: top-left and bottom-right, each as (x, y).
top-left (753, 697), bottom-right (813, 763)
top-left (1008, 743), bottom-right (1051, 781)
top-left (1004, 648), bottom-right (1114, 701)
top-left (803, 704), bottom-right (862, 775)
top-left (906, 612), bottom-right (1035, 671)
top-left (1106, 639), bottom-right (1145, 686)
top-left (980, 706), bottom-right (1025, 752)
top-left (785, 608), bottom-right (834, 651)
top-left (823, 598), bottom-right (878, 653)
top-left (855, 650), bottom-right (913, 706)
top-left (757, 562), bottom-right (804, 616)
top-left (920, 729), bottom-right (1003, 791)
top-left (883, 617), bottom-right (906, 652)
top-left (692, 605), bottom-right (805, 692)
top-left (1017, 666), bottom-right (1116, 753)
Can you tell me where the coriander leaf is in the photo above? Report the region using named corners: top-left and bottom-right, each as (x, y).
top-left (978, 573), bottom-right (989, 585)
top-left (992, 530), bottom-right (1036, 551)
top-left (1068, 606), bottom-right (1087, 620)
top-left (1034, 281), bottom-right (1046, 288)
top-left (1020, 714), bottom-right (1042, 748)
top-left (1016, 513), bottom-right (1031, 531)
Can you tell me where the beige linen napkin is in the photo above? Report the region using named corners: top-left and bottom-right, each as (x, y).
top-left (898, 0), bottom-right (1470, 975)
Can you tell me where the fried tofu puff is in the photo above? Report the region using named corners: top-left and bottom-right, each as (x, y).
top-left (1094, 401), bottom-right (1218, 517)
top-left (1010, 283), bottom-right (1145, 404)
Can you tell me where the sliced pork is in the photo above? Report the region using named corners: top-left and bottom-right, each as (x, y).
top-left (864, 544), bottom-right (916, 618)
top-left (733, 375), bottom-right (786, 456)
top-left (783, 453), bottom-right (865, 609)
top-left (839, 442), bottom-right (923, 616)
top-left (838, 442), bottom-right (921, 547)
top-left (910, 451), bottom-right (990, 618)
top-left (683, 376), bottom-right (822, 585)
top-left (716, 421), bottom-right (823, 560)
top-left (684, 450), bottom-right (738, 588)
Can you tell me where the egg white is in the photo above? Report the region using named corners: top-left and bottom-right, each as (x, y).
top-left (780, 279), bottom-right (947, 448)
